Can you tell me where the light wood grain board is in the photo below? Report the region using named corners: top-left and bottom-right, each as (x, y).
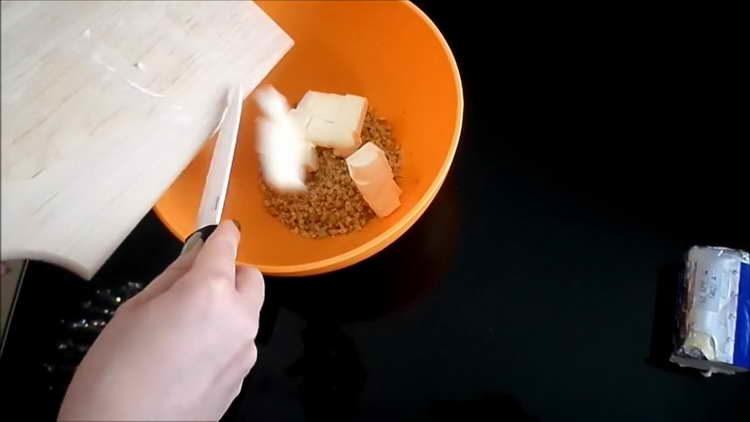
top-left (1, 1), bottom-right (292, 278)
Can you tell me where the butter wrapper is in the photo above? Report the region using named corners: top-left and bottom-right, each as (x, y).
top-left (670, 246), bottom-right (750, 376)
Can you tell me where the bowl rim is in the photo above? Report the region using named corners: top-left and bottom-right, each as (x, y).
top-left (154, 0), bottom-right (464, 276)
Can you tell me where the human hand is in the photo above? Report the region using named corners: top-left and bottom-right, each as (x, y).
top-left (59, 221), bottom-right (264, 421)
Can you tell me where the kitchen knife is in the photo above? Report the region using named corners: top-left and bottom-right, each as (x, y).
top-left (181, 87), bottom-right (243, 255)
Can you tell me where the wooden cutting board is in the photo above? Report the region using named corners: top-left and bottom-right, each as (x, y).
top-left (1, 1), bottom-right (292, 278)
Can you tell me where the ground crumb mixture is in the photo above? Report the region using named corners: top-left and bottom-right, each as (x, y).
top-left (261, 111), bottom-right (401, 238)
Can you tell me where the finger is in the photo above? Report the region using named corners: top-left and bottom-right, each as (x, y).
top-left (212, 342), bottom-right (256, 414)
top-left (219, 342), bottom-right (258, 389)
top-left (236, 266), bottom-right (265, 314)
top-left (124, 245), bottom-right (200, 308)
top-left (191, 220), bottom-right (240, 281)
top-left (238, 344), bottom-right (258, 379)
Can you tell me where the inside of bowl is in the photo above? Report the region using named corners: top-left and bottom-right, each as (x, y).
top-left (155, 1), bottom-right (461, 272)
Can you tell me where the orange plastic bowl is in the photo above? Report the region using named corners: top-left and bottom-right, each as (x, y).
top-left (154, 0), bottom-right (463, 276)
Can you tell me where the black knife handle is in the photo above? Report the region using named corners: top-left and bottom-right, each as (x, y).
top-left (181, 224), bottom-right (218, 256)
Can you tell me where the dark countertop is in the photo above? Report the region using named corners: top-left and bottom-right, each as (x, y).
top-left (2, 1), bottom-right (747, 421)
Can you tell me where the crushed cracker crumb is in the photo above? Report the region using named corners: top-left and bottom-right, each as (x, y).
top-left (260, 111), bottom-right (401, 238)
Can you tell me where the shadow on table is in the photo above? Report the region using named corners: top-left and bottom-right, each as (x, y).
top-left (288, 320), bottom-right (366, 422)
top-left (645, 259), bottom-right (703, 377)
top-left (646, 261), bottom-right (682, 371)
top-left (416, 393), bottom-right (539, 422)
top-left (246, 172), bottom-right (460, 421)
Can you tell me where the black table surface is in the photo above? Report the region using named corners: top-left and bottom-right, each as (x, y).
top-left (2, 2), bottom-right (748, 421)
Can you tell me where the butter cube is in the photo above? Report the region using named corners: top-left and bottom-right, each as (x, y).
top-left (255, 86), bottom-right (316, 192)
top-left (294, 91), bottom-right (367, 157)
top-left (346, 142), bottom-right (401, 217)
top-left (288, 108), bottom-right (318, 172)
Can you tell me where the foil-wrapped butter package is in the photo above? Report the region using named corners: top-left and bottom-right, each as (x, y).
top-left (670, 246), bottom-right (750, 376)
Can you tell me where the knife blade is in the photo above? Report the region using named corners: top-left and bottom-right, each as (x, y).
top-left (181, 87), bottom-right (242, 255)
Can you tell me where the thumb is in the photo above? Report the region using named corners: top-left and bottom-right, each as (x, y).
top-left (236, 266), bottom-right (265, 317)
